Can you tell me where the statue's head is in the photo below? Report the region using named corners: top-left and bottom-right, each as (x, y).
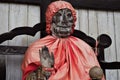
top-left (45, 0), bottom-right (76, 38)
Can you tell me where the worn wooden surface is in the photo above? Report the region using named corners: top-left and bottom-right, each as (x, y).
top-left (0, 46), bottom-right (27, 80)
top-left (0, 3), bottom-right (40, 80)
top-left (0, 3), bottom-right (9, 45)
top-left (0, 0), bottom-right (120, 11)
top-left (76, 9), bottom-right (119, 80)
top-left (97, 11), bottom-right (117, 80)
top-left (0, 2), bottom-right (120, 80)
top-left (0, 55), bottom-right (6, 80)
top-left (114, 12), bottom-right (120, 79)
top-left (6, 55), bottom-right (24, 80)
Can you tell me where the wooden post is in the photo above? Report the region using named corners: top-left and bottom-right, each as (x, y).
top-left (0, 55), bottom-right (6, 80)
top-left (40, 0), bottom-right (51, 38)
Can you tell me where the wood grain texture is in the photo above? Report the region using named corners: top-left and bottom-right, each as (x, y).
top-left (0, 55), bottom-right (6, 80)
top-left (78, 9), bottom-right (89, 34)
top-left (0, 3), bottom-right (40, 80)
top-left (105, 11), bottom-right (118, 80)
top-left (0, 45), bottom-right (27, 55)
top-left (114, 12), bottom-right (120, 80)
top-left (75, 10), bottom-right (79, 30)
top-left (88, 10), bottom-right (98, 39)
top-left (0, 3), bottom-right (9, 45)
top-left (27, 5), bottom-right (40, 46)
top-left (97, 11), bottom-right (117, 80)
top-left (6, 55), bottom-right (24, 80)
top-left (0, 0), bottom-right (120, 11)
top-left (8, 4), bottom-right (28, 46)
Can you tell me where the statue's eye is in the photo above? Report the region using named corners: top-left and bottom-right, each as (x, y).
top-left (67, 13), bottom-right (72, 17)
top-left (56, 13), bottom-right (61, 17)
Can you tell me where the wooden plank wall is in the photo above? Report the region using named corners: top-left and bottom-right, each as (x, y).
top-left (0, 3), bottom-right (120, 80)
top-left (0, 3), bottom-right (40, 80)
top-left (76, 9), bottom-right (119, 80)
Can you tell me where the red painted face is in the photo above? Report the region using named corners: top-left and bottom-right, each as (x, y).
top-left (51, 8), bottom-right (74, 38)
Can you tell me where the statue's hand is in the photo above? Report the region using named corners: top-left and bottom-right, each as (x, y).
top-left (89, 66), bottom-right (104, 80)
top-left (26, 46), bottom-right (54, 80)
top-left (26, 71), bottom-right (37, 80)
top-left (39, 46), bottom-right (54, 68)
top-left (39, 46), bottom-right (54, 79)
top-left (26, 67), bottom-right (46, 80)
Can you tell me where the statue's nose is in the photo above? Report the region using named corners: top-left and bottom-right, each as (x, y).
top-left (61, 15), bottom-right (67, 25)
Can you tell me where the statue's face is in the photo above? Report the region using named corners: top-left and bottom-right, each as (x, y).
top-left (51, 8), bottom-right (74, 38)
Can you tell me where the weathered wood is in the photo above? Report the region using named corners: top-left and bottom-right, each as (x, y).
top-left (100, 61), bottom-right (120, 69)
top-left (105, 11), bottom-right (118, 80)
top-left (97, 34), bottom-right (112, 75)
top-left (8, 4), bottom-right (28, 46)
top-left (97, 11), bottom-right (108, 65)
top-left (97, 11), bottom-right (117, 80)
top-left (0, 22), bottom-right (45, 44)
top-left (0, 46), bottom-right (27, 80)
top-left (114, 11), bottom-right (120, 80)
top-left (0, 0), bottom-right (41, 5)
top-left (97, 34), bottom-right (112, 48)
top-left (27, 5), bottom-right (40, 45)
top-left (0, 3), bottom-right (9, 45)
top-left (88, 10), bottom-right (98, 39)
top-left (0, 4), bottom-right (41, 80)
top-left (79, 9), bottom-right (89, 34)
top-left (66, 0), bottom-right (120, 11)
top-left (75, 10), bottom-right (79, 30)
top-left (0, 46), bottom-right (27, 55)
top-left (0, 28), bottom-right (97, 48)
top-left (6, 55), bottom-right (24, 80)
top-left (0, 55), bottom-right (6, 80)
top-left (1, 0), bottom-right (120, 11)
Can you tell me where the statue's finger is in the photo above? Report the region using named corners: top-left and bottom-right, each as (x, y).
top-left (51, 52), bottom-right (54, 61)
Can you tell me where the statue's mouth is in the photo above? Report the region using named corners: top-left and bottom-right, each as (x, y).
top-left (54, 28), bottom-right (70, 34)
top-left (53, 28), bottom-right (71, 38)
top-left (51, 23), bottom-right (73, 38)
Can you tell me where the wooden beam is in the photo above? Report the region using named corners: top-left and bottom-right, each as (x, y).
top-left (0, 0), bottom-right (120, 11)
top-left (0, 22), bottom-right (46, 44)
top-left (100, 61), bottom-right (120, 69)
top-left (0, 0), bottom-right (41, 5)
top-left (66, 0), bottom-right (120, 11)
top-left (0, 55), bottom-right (5, 80)
top-left (0, 46), bottom-right (27, 55)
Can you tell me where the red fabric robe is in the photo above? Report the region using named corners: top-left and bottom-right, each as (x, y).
top-left (22, 35), bottom-right (101, 80)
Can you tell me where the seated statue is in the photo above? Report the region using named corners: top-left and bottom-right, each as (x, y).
top-left (21, 0), bottom-right (105, 80)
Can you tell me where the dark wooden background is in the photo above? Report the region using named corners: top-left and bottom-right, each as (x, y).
top-left (0, 0), bottom-right (120, 11)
